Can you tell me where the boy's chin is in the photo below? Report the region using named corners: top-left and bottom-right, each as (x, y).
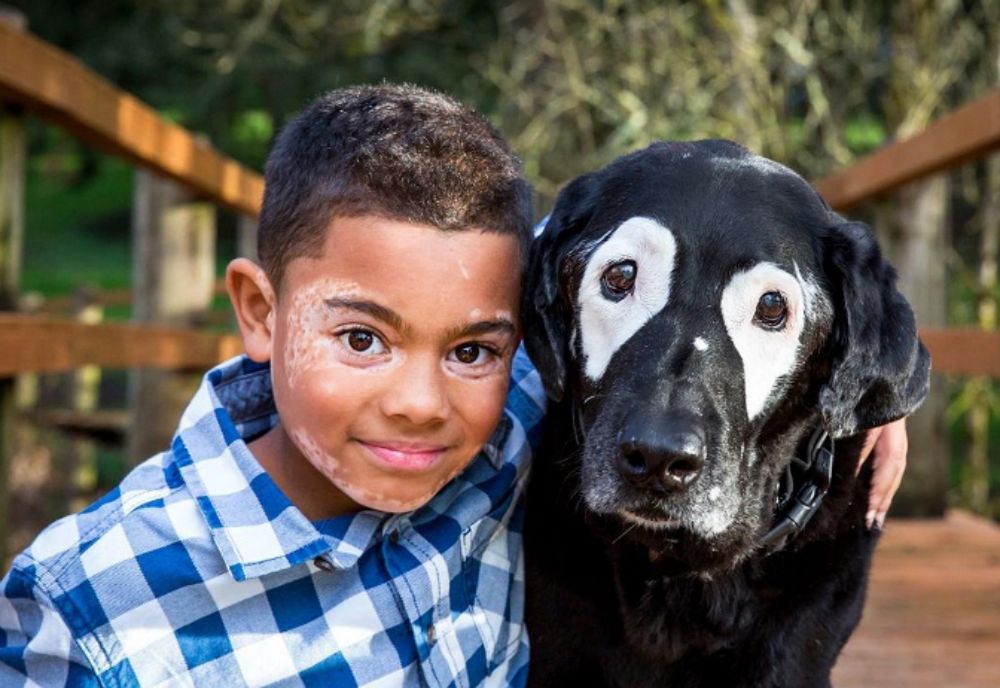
top-left (338, 479), bottom-right (442, 514)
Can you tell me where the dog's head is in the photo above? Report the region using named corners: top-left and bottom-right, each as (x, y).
top-left (524, 140), bottom-right (930, 571)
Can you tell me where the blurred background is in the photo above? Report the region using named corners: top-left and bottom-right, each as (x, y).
top-left (2, 2), bottom-right (999, 683)
top-left (0, 0), bottom-right (998, 568)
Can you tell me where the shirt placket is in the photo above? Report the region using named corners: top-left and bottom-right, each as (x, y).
top-left (381, 516), bottom-right (467, 688)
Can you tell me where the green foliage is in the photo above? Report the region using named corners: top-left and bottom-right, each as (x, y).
top-left (842, 115), bottom-right (887, 156)
top-left (22, 145), bottom-right (132, 297)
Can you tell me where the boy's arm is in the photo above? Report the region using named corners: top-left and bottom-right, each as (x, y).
top-left (1, 567), bottom-right (99, 687)
top-left (858, 417), bottom-right (909, 529)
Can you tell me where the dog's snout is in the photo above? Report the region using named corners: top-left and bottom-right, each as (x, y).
top-left (617, 411), bottom-right (706, 493)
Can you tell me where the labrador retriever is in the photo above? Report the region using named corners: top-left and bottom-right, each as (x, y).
top-left (522, 140), bottom-right (930, 688)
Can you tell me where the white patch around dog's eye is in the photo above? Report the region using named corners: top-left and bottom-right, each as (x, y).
top-left (578, 217), bottom-right (677, 381)
top-left (693, 337), bottom-right (709, 352)
top-left (721, 262), bottom-right (806, 420)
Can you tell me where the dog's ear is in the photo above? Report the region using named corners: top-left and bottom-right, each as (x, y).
top-left (819, 220), bottom-right (931, 437)
top-left (522, 173), bottom-right (601, 401)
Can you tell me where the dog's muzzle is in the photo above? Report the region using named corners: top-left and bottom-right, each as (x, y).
top-left (616, 409), bottom-right (706, 493)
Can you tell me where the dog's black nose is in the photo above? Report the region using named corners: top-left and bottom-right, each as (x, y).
top-left (617, 411), bottom-right (706, 492)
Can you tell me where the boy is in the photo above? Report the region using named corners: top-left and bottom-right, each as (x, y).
top-left (0, 85), bottom-right (544, 687)
top-left (1, 84), bottom-right (907, 687)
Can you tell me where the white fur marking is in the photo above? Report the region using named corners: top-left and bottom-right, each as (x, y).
top-left (720, 262), bottom-right (806, 420)
top-left (578, 217), bottom-right (677, 381)
top-left (710, 154), bottom-right (798, 178)
top-left (619, 511), bottom-right (682, 531)
top-left (693, 337), bottom-right (709, 352)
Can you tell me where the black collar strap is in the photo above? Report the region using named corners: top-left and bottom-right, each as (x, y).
top-left (759, 428), bottom-right (835, 554)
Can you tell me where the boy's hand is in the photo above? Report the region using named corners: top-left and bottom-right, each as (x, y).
top-left (856, 418), bottom-right (908, 530)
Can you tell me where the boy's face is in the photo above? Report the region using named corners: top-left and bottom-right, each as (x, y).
top-left (248, 215), bottom-right (522, 514)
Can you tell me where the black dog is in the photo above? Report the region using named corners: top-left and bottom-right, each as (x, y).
top-left (522, 140), bottom-right (930, 688)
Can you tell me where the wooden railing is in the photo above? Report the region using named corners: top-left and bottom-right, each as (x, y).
top-left (0, 22), bottom-right (262, 216)
top-left (816, 89), bottom-right (1000, 212)
top-left (0, 26), bottom-right (996, 376)
top-left (0, 21), bottom-right (996, 564)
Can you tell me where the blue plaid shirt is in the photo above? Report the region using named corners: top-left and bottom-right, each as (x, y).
top-left (0, 347), bottom-right (546, 687)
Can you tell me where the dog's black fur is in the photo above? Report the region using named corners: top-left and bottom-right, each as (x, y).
top-left (522, 140), bottom-right (930, 688)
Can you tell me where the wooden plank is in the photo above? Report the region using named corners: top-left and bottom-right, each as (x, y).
top-left (833, 512), bottom-right (1000, 687)
top-left (38, 279), bottom-right (227, 314)
top-left (920, 328), bottom-right (1000, 378)
top-left (0, 23), bottom-right (263, 217)
top-left (0, 315), bottom-right (243, 375)
top-left (817, 88), bottom-right (1000, 210)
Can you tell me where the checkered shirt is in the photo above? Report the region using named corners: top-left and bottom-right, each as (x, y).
top-left (0, 346), bottom-right (546, 687)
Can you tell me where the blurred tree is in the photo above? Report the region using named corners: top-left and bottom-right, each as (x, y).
top-left (873, 0), bottom-right (985, 516)
top-left (479, 0), bottom-right (890, 205)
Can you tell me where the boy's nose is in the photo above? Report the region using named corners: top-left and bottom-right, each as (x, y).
top-left (379, 356), bottom-right (450, 426)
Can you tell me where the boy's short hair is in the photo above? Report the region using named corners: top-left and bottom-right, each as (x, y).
top-left (258, 84), bottom-right (534, 290)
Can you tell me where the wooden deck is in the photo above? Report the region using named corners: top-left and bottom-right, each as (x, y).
top-left (833, 511), bottom-right (1000, 687)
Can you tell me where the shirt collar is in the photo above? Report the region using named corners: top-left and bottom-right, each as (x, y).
top-left (170, 355), bottom-right (511, 580)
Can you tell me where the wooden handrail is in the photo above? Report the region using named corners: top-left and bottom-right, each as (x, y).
top-left (817, 87), bottom-right (1000, 211)
top-left (919, 328), bottom-right (1000, 379)
top-left (0, 315), bottom-right (243, 375)
top-left (0, 23), bottom-right (263, 217)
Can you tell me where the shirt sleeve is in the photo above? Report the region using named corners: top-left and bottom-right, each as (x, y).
top-left (0, 566), bottom-right (99, 687)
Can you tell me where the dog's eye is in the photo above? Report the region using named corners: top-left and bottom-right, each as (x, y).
top-left (601, 260), bottom-right (637, 301)
top-left (754, 291), bottom-right (787, 329)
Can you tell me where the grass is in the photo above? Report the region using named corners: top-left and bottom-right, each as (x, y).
top-left (21, 150), bottom-right (239, 319)
top-left (22, 156), bottom-right (134, 297)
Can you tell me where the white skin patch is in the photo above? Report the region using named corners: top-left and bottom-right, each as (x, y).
top-left (693, 337), bottom-right (709, 352)
top-left (720, 262), bottom-right (807, 421)
top-left (578, 217), bottom-right (677, 381)
top-left (281, 278), bottom-right (403, 389)
top-left (291, 428), bottom-right (461, 512)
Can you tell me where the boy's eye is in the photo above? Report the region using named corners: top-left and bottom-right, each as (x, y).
top-left (340, 329), bottom-right (387, 355)
top-left (451, 343), bottom-right (491, 365)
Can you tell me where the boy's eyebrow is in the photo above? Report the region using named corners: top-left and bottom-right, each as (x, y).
top-left (447, 318), bottom-right (517, 342)
top-left (325, 297), bottom-right (408, 333)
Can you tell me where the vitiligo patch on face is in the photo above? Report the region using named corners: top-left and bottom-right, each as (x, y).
top-left (292, 427), bottom-right (451, 513)
top-left (281, 278), bottom-right (407, 389)
top-left (282, 278), bottom-right (361, 389)
top-left (578, 217), bottom-right (677, 381)
top-left (720, 262), bottom-right (807, 420)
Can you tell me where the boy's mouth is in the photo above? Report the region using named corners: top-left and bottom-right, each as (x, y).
top-left (357, 439), bottom-right (448, 472)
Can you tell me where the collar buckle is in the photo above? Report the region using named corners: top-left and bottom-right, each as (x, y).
top-left (760, 428), bottom-right (835, 554)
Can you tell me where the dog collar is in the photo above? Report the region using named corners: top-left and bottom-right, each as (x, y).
top-left (759, 428), bottom-right (835, 554)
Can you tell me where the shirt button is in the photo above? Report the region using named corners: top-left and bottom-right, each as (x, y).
top-left (389, 531), bottom-right (400, 545)
top-left (313, 556), bottom-right (334, 572)
top-left (427, 624), bottom-right (437, 645)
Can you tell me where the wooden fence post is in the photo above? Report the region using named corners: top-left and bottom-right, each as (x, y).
top-left (0, 98), bottom-right (26, 563)
top-left (127, 169), bottom-right (216, 464)
top-left (880, 175), bottom-right (951, 516)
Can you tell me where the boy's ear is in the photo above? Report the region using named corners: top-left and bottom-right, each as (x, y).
top-left (226, 258), bottom-right (276, 363)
